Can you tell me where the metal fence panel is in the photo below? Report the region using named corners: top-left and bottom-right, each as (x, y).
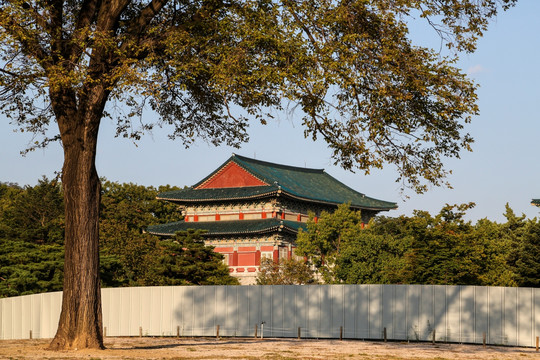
top-left (381, 285), bottom-right (393, 339)
top-left (259, 286), bottom-right (272, 337)
top-left (295, 285), bottom-right (308, 334)
top-left (531, 289), bottom-right (540, 346)
top-left (342, 285), bottom-right (356, 338)
top-left (32, 294), bottom-right (43, 339)
top-left (305, 285), bottom-right (320, 338)
top-left (408, 285), bottom-right (424, 341)
top-left (160, 286), bottom-right (174, 336)
top-left (319, 286), bottom-right (333, 337)
top-left (192, 286), bottom-right (209, 336)
top-left (355, 285), bottom-right (369, 338)
top-left (393, 285), bottom-right (408, 340)
top-left (247, 286), bottom-right (261, 335)
top-left (461, 286), bottom-right (475, 343)
top-left (270, 285), bottom-right (283, 337)
top-left (418, 285), bottom-right (433, 341)
top-left (282, 286), bottom-right (296, 338)
top-left (446, 286), bottom-right (461, 343)
top-left (1, 285), bottom-right (539, 347)
top-left (432, 286), bottom-right (446, 342)
top-left (488, 287), bottom-right (504, 345)
top-left (505, 287), bottom-right (519, 346)
top-left (475, 286), bottom-right (489, 344)
top-left (368, 285), bottom-right (382, 339)
top-left (5, 297), bottom-right (14, 340)
top-left (517, 288), bottom-right (533, 347)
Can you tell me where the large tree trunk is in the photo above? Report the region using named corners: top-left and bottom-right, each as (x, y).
top-left (49, 99), bottom-right (105, 350)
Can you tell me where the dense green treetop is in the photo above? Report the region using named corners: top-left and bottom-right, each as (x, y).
top-left (0, 178), bottom-right (64, 244)
top-left (297, 202), bottom-right (538, 287)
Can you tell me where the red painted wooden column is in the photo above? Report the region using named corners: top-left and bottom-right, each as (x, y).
top-left (232, 251), bottom-right (238, 266)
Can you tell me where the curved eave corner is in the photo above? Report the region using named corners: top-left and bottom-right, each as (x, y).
top-left (278, 190), bottom-right (397, 212)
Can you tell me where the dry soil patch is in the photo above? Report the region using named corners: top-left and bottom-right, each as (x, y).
top-left (0, 337), bottom-right (538, 359)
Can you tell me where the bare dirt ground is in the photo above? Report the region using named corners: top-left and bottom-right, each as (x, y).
top-left (0, 337), bottom-right (538, 360)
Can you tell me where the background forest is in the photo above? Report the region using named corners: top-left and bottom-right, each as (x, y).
top-left (0, 178), bottom-right (238, 298)
top-left (1, 178), bottom-right (538, 298)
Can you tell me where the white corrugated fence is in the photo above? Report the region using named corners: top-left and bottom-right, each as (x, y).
top-left (1, 285), bottom-right (539, 347)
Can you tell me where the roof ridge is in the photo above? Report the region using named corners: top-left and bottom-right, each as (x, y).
top-left (233, 154), bottom-right (325, 174)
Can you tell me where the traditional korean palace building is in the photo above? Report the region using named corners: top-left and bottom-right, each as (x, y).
top-left (147, 154), bottom-right (397, 284)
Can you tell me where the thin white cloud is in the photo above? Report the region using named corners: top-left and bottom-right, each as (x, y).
top-left (467, 64), bottom-right (486, 76)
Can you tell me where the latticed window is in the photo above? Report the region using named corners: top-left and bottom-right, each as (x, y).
top-left (279, 247), bottom-right (288, 260)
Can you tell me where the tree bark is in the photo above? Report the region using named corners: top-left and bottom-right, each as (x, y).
top-left (48, 93), bottom-right (105, 350)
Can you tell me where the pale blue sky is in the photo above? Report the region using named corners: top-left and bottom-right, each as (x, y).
top-left (1, 1), bottom-right (539, 223)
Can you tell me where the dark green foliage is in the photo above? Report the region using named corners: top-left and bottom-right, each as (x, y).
top-left (145, 231), bottom-right (239, 286)
top-left (405, 204), bottom-right (492, 285)
top-left (0, 239), bottom-right (64, 297)
top-left (298, 203), bottom-right (537, 287)
top-left (97, 180), bottom-right (182, 286)
top-left (513, 221), bottom-right (540, 287)
top-left (296, 203), bottom-right (365, 283)
top-left (0, 178), bottom-right (64, 244)
top-left (335, 232), bottom-right (411, 284)
top-left (0, 179), bottom-right (238, 297)
top-left (0, 178), bottom-right (65, 297)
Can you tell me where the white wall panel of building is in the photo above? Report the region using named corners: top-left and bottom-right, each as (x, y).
top-left (1, 285), bottom-right (539, 347)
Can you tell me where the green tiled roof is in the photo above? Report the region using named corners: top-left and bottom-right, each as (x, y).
top-left (158, 154), bottom-right (397, 211)
top-left (532, 199), bottom-right (540, 207)
top-left (147, 218), bottom-right (306, 236)
top-left (157, 185), bottom-right (279, 202)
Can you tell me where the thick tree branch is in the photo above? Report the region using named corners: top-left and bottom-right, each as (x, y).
top-left (126, 0), bottom-right (168, 36)
top-left (95, 0), bottom-right (131, 32)
top-left (64, 0), bottom-right (101, 60)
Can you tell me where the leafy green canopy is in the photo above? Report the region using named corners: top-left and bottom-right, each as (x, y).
top-left (0, 179), bottom-right (238, 297)
top-left (0, 0), bottom-right (516, 192)
top-left (297, 202), bottom-right (539, 287)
